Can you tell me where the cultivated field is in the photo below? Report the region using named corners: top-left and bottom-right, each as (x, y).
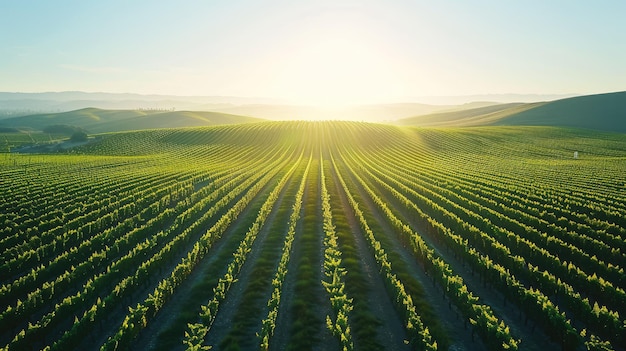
top-left (1, 121), bottom-right (625, 351)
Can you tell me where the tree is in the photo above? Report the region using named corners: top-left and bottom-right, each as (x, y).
top-left (43, 124), bottom-right (87, 135)
top-left (70, 131), bottom-right (88, 142)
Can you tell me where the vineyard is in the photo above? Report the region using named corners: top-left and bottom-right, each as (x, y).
top-left (1, 133), bottom-right (67, 153)
top-left (1, 121), bottom-right (625, 351)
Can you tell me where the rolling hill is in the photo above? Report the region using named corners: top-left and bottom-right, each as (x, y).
top-left (0, 108), bottom-right (264, 133)
top-left (3, 121), bottom-right (625, 350)
top-left (395, 103), bottom-right (536, 127)
top-left (205, 102), bottom-right (501, 122)
top-left (397, 91), bottom-right (626, 132)
top-left (2, 91), bottom-right (574, 123)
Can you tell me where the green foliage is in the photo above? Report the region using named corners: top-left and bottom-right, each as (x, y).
top-left (320, 155), bottom-right (354, 351)
top-left (0, 121), bottom-right (624, 351)
top-left (70, 131), bottom-right (88, 142)
top-left (43, 124), bottom-right (88, 135)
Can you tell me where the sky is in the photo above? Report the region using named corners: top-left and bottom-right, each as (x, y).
top-left (1, 0), bottom-right (625, 106)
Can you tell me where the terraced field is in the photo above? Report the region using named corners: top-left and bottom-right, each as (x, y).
top-left (1, 122), bottom-right (625, 351)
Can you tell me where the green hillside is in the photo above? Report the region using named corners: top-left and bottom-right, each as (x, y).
top-left (395, 103), bottom-right (537, 126)
top-left (0, 108), bottom-right (264, 133)
top-left (398, 91), bottom-right (626, 132)
top-left (490, 91), bottom-right (626, 131)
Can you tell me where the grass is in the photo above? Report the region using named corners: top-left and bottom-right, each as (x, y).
top-left (285, 159), bottom-right (326, 351)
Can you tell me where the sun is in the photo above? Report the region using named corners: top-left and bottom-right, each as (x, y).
top-left (267, 21), bottom-right (407, 107)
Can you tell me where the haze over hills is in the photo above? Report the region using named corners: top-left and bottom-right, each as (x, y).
top-left (2, 91), bottom-right (625, 133)
top-left (396, 103), bottom-right (530, 127)
top-left (0, 108), bottom-right (264, 134)
top-left (397, 91), bottom-right (626, 133)
top-left (0, 92), bottom-right (279, 112)
top-left (0, 91), bottom-right (574, 121)
top-left (204, 102), bottom-right (501, 122)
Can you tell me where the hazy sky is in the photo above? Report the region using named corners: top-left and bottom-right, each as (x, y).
top-left (1, 0), bottom-right (625, 105)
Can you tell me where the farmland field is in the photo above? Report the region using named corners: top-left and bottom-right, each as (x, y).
top-left (1, 121), bottom-right (625, 351)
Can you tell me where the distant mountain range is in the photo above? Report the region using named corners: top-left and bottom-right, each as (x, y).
top-left (397, 91), bottom-right (626, 133)
top-left (0, 92), bottom-right (280, 117)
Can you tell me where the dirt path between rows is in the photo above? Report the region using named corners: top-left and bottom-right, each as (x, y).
top-left (269, 181), bottom-right (311, 350)
top-left (270, 160), bottom-right (336, 351)
top-left (328, 161), bottom-right (410, 351)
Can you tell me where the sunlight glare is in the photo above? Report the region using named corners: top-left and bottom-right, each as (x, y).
top-left (271, 20), bottom-right (406, 107)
